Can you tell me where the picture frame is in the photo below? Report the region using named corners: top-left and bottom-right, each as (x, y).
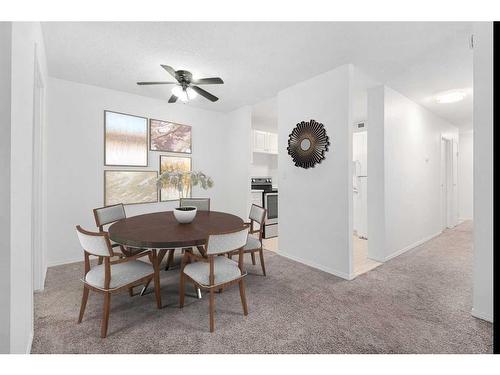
top-left (149, 118), bottom-right (192, 154)
top-left (104, 170), bottom-right (158, 206)
top-left (159, 155), bottom-right (192, 202)
top-left (104, 110), bottom-right (149, 167)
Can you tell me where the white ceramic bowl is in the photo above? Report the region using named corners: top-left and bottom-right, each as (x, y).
top-left (173, 206), bottom-right (197, 224)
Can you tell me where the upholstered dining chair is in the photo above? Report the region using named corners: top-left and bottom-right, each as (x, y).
top-left (93, 203), bottom-right (127, 261)
top-left (180, 197), bottom-right (210, 211)
top-left (94, 203), bottom-right (153, 296)
top-left (179, 225), bottom-right (250, 332)
top-left (229, 204), bottom-right (267, 276)
top-left (75, 225), bottom-right (161, 338)
top-left (164, 197), bottom-right (211, 272)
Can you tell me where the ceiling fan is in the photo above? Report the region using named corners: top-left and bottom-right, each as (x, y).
top-left (137, 64), bottom-right (224, 103)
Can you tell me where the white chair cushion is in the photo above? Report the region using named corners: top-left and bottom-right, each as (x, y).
top-left (183, 257), bottom-right (243, 286)
top-left (85, 260), bottom-right (153, 290)
top-left (95, 204), bottom-right (126, 226)
top-left (249, 204), bottom-right (265, 224)
top-left (243, 235), bottom-right (262, 251)
top-left (76, 230), bottom-right (111, 257)
top-left (206, 226), bottom-right (249, 255)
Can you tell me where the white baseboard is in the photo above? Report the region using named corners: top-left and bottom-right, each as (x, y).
top-left (47, 256), bottom-right (82, 268)
top-left (471, 308), bottom-right (493, 323)
top-left (277, 251), bottom-right (353, 280)
top-left (26, 330), bottom-right (33, 354)
top-left (34, 264), bottom-right (48, 292)
top-left (384, 231), bottom-right (442, 262)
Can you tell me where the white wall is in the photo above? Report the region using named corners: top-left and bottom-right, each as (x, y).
top-left (351, 66), bottom-right (380, 125)
top-left (46, 77), bottom-right (244, 267)
top-left (250, 153), bottom-right (278, 182)
top-left (458, 131), bottom-right (473, 221)
top-left (10, 22), bottom-right (49, 354)
top-left (251, 101), bottom-right (278, 183)
top-left (368, 85), bottom-right (458, 262)
top-left (472, 22), bottom-right (493, 323)
top-left (278, 64), bottom-right (352, 279)
top-left (0, 21), bottom-right (12, 354)
top-left (221, 106), bottom-right (252, 218)
top-left (367, 86), bottom-right (386, 261)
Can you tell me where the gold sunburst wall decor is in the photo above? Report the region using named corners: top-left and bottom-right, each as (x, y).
top-left (287, 119), bottom-right (330, 169)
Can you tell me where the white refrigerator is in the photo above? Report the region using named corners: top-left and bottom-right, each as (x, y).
top-left (353, 131), bottom-right (368, 239)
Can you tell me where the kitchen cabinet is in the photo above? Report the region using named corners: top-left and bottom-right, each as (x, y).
top-left (252, 129), bottom-right (278, 154)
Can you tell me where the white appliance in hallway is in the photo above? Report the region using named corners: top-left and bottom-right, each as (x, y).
top-left (250, 177), bottom-right (278, 238)
top-left (353, 130), bottom-right (368, 239)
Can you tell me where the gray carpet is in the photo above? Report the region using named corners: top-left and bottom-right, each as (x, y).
top-left (32, 221), bottom-right (492, 353)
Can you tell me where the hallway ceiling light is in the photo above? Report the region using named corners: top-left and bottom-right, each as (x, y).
top-left (434, 89), bottom-right (467, 104)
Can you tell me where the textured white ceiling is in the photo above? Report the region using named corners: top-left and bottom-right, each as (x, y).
top-left (41, 22), bottom-right (473, 129)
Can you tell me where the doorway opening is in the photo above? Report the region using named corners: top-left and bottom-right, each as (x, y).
top-left (352, 125), bottom-right (381, 276)
top-left (440, 136), bottom-right (459, 230)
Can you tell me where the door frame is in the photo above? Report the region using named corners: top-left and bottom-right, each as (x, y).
top-left (32, 46), bottom-right (46, 292)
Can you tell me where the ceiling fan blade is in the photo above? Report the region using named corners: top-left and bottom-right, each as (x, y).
top-left (190, 77), bottom-right (224, 85)
top-left (137, 81), bottom-right (177, 85)
top-left (191, 86), bottom-right (219, 102)
top-left (168, 94), bottom-right (178, 103)
top-left (161, 65), bottom-right (178, 79)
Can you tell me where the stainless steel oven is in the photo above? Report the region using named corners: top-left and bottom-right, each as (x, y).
top-left (251, 177), bottom-right (278, 238)
top-left (263, 191), bottom-right (278, 238)
top-left (263, 192), bottom-right (278, 225)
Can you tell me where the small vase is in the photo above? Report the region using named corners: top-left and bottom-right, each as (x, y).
top-left (173, 206), bottom-right (197, 224)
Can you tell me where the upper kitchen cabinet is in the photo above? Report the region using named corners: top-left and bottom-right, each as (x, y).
top-left (253, 129), bottom-right (278, 155)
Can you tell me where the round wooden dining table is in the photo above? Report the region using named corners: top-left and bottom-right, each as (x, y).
top-left (108, 210), bottom-right (245, 307)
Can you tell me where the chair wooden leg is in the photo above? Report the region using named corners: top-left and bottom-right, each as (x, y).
top-left (78, 286), bottom-right (89, 323)
top-left (209, 289), bottom-right (215, 332)
top-left (259, 248), bottom-right (267, 276)
top-left (239, 279), bottom-right (248, 316)
top-left (179, 273), bottom-right (185, 308)
top-left (97, 256), bottom-right (103, 265)
top-left (251, 252), bottom-right (256, 265)
top-left (164, 249), bottom-right (175, 271)
top-left (128, 287), bottom-right (134, 297)
top-left (152, 250), bottom-right (162, 309)
top-left (101, 292), bottom-right (111, 338)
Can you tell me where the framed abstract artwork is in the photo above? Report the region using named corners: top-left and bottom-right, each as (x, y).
top-left (159, 155), bottom-right (192, 201)
top-left (287, 119), bottom-right (330, 169)
top-left (104, 111), bottom-right (148, 166)
top-left (104, 170), bottom-right (158, 206)
top-left (150, 119), bottom-right (192, 153)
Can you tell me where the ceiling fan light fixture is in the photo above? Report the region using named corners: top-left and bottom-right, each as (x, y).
top-left (171, 85), bottom-right (198, 102)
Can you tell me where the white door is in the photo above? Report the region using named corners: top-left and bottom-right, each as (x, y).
top-left (451, 140), bottom-right (459, 226)
top-left (441, 137), bottom-right (458, 230)
top-left (440, 139), bottom-right (447, 230)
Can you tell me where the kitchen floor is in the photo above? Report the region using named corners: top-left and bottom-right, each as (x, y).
top-left (352, 235), bottom-right (381, 277)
